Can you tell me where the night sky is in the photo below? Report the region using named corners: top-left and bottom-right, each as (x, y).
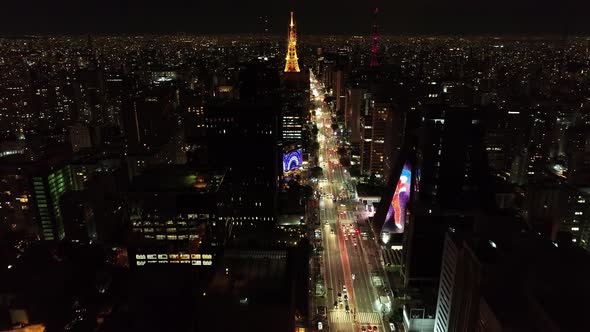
top-left (1, 0), bottom-right (588, 35)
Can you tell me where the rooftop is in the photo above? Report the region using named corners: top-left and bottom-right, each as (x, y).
top-left (130, 166), bottom-right (226, 193)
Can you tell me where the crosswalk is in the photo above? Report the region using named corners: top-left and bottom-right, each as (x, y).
top-left (329, 310), bottom-right (382, 325)
top-left (382, 248), bottom-right (403, 267)
top-left (356, 312), bottom-right (382, 325)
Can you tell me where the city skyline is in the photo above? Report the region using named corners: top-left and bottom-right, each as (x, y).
top-left (1, 0), bottom-right (589, 35)
top-left (1, 4), bottom-right (590, 332)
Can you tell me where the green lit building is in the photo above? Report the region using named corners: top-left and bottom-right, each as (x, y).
top-left (32, 165), bottom-right (75, 240)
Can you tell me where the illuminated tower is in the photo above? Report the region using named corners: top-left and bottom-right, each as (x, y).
top-left (284, 11), bottom-right (301, 73)
top-left (369, 7), bottom-right (380, 68)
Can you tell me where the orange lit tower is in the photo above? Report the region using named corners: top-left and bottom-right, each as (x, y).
top-left (284, 11), bottom-right (301, 73)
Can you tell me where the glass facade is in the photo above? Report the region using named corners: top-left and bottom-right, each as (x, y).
top-left (33, 165), bottom-right (74, 240)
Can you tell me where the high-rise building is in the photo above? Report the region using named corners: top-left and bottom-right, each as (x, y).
top-left (125, 166), bottom-right (229, 268)
top-left (344, 83), bottom-right (365, 146)
top-left (190, 99), bottom-right (281, 221)
top-left (0, 161), bottom-right (36, 235)
top-left (68, 124), bottom-right (92, 153)
top-left (435, 226), bottom-right (590, 332)
top-left (60, 191), bottom-right (97, 242)
top-left (281, 73), bottom-right (309, 148)
top-left (525, 176), bottom-right (590, 249)
top-left (360, 97), bottom-right (391, 178)
top-left (566, 125), bottom-right (590, 187)
top-left (412, 104), bottom-right (491, 209)
top-left (383, 103), bottom-right (408, 184)
top-left (374, 103), bottom-right (493, 287)
top-left (32, 164), bottom-right (75, 241)
top-left (434, 228), bottom-right (488, 332)
top-left (121, 87), bottom-right (178, 153)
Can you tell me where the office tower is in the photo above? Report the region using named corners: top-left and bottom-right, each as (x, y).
top-left (319, 50), bottom-right (349, 114)
top-left (68, 124), bottom-right (92, 153)
top-left (402, 104), bottom-right (492, 286)
top-left (333, 49), bottom-right (350, 118)
top-left (126, 166), bottom-right (229, 267)
top-left (0, 137), bottom-right (26, 159)
top-left (375, 103), bottom-right (493, 287)
top-left (0, 161), bottom-right (36, 235)
top-left (194, 99), bottom-right (281, 221)
top-left (32, 164), bottom-right (76, 241)
top-left (180, 88), bottom-right (206, 142)
top-left (360, 97), bottom-right (392, 178)
top-left (320, 53), bottom-right (336, 89)
top-left (566, 125), bottom-right (590, 187)
top-left (433, 231), bottom-right (461, 332)
top-left (509, 108), bottom-right (556, 185)
top-left (434, 227), bottom-right (500, 332)
top-left (344, 83), bottom-right (365, 146)
top-left (525, 176), bottom-right (590, 249)
top-left (121, 87), bottom-right (178, 152)
top-left (383, 103), bottom-right (408, 184)
top-left (412, 104), bottom-right (491, 209)
top-left (284, 12), bottom-right (301, 73)
top-left (435, 227), bottom-right (590, 332)
top-left (60, 191), bottom-right (96, 242)
top-left (281, 73), bottom-right (309, 149)
top-left (239, 61), bottom-right (281, 101)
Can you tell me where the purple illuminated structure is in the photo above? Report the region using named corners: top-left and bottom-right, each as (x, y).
top-left (283, 149), bottom-right (302, 172)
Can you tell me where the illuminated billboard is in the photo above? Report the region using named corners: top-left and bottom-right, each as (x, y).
top-left (283, 149), bottom-right (303, 172)
top-left (383, 162), bottom-right (412, 234)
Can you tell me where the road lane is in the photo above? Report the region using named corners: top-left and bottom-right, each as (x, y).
top-left (310, 73), bottom-right (386, 332)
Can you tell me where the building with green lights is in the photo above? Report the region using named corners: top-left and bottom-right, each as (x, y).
top-left (32, 165), bottom-right (75, 240)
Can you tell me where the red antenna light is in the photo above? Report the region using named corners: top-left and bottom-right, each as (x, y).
top-left (369, 7), bottom-right (380, 68)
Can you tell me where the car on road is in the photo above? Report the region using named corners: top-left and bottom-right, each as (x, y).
top-left (317, 306), bottom-right (327, 318)
top-left (343, 294), bottom-right (348, 301)
top-left (342, 285), bottom-right (347, 293)
top-left (345, 304), bottom-right (350, 313)
top-left (372, 326), bottom-right (378, 331)
top-left (333, 301), bottom-right (338, 309)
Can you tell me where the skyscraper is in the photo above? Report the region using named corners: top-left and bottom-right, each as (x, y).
top-left (374, 103), bottom-right (494, 287)
top-left (360, 97), bottom-right (391, 178)
top-left (32, 164), bottom-right (76, 241)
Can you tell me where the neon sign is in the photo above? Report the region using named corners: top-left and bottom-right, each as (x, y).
top-left (384, 162), bottom-right (411, 234)
top-left (283, 149), bottom-right (303, 172)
